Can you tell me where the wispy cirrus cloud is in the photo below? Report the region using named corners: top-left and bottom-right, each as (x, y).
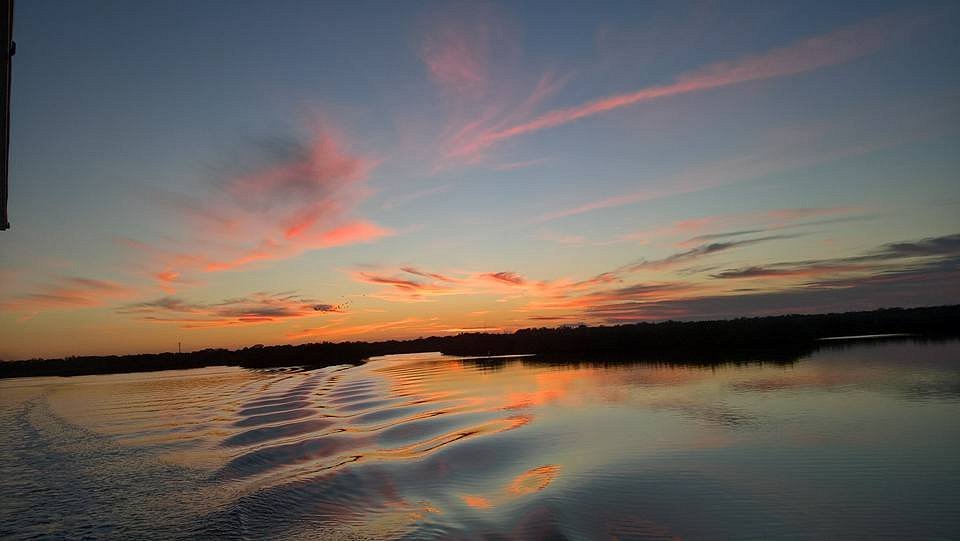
top-left (532, 127), bottom-right (900, 224)
top-left (870, 233), bottom-right (960, 260)
top-left (480, 271), bottom-right (527, 286)
top-left (415, 2), bottom-right (569, 170)
top-left (201, 221), bottom-right (392, 273)
top-left (521, 281), bottom-right (697, 316)
top-left (349, 233), bottom-right (779, 312)
top-left (287, 316), bottom-right (439, 340)
top-left (119, 291), bottom-right (347, 329)
top-left (151, 269), bottom-right (193, 294)
top-left (533, 89), bottom-right (959, 224)
top-left (352, 270), bottom-right (459, 298)
top-left (568, 206), bottom-right (869, 248)
top-left (442, 326), bottom-right (504, 333)
top-left (710, 264), bottom-right (870, 280)
top-left (333, 233), bottom-right (960, 331)
top-left (579, 233), bottom-right (960, 322)
top-left (448, 13), bottom-right (924, 161)
top-left (590, 256), bottom-right (960, 322)
top-left (472, 233), bottom-right (959, 324)
top-left (619, 234), bottom-right (799, 273)
top-left (680, 209), bottom-right (877, 247)
top-left (710, 233), bottom-right (960, 280)
top-left (1, 277), bottom-right (135, 312)
top-left (130, 121), bottom-right (393, 285)
top-left (677, 206), bottom-right (866, 240)
top-left (419, 3), bottom-right (507, 100)
top-left (435, 73), bottom-right (565, 169)
top-left (351, 265), bottom-right (622, 304)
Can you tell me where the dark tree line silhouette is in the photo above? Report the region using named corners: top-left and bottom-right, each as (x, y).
top-left (1, 305), bottom-right (957, 378)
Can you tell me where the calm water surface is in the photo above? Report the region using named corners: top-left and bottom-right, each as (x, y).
top-left (1, 340), bottom-right (958, 539)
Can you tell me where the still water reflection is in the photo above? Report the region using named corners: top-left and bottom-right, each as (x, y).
top-left (1, 339), bottom-right (958, 539)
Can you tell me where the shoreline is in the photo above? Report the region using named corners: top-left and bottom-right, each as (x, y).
top-left (2, 305), bottom-right (958, 379)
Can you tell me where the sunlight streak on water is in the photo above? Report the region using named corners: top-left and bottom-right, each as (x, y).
top-left (1, 340), bottom-right (959, 539)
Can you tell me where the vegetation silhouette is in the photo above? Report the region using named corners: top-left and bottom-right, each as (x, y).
top-left (1, 305), bottom-right (957, 379)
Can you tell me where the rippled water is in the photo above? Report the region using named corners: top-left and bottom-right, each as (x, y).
top-left (1, 340), bottom-right (959, 539)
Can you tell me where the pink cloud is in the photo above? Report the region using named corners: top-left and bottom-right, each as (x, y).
top-left (131, 122), bottom-right (392, 279)
top-left (420, 20), bottom-right (490, 98)
top-left (438, 72), bottom-right (565, 168)
top-left (415, 4), bottom-right (568, 170)
top-left (448, 13), bottom-right (920, 160)
top-left (418, 2), bottom-right (522, 101)
top-left (534, 154), bottom-right (779, 223)
top-left (533, 113), bottom-right (913, 224)
top-left (316, 221), bottom-right (393, 248)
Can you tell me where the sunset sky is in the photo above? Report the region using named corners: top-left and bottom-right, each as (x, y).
top-left (1, 0), bottom-right (959, 359)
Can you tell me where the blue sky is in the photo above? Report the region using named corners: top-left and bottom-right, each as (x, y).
top-left (1, 0), bottom-right (958, 358)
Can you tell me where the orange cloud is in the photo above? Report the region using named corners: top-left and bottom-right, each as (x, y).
top-left (442, 327), bottom-right (504, 333)
top-left (287, 317), bottom-right (437, 340)
top-left (351, 266), bottom-right (624, 306)
top-left (120, 292), bottom-right (346, 329)
top-left (344, 229), bottom-right (953, 328)
top-left (150, 269), bottom-right (195, 294)
top-left (154, 270), bottom-right (180, 283)
top-left (1, 277), bottom-right (135, 312)
top-left (352, 271), bottom-right (457, 298)
top-left (318, 220), bottom-right (393, 247)
top-left (129, 121), bottom-right (392, 281)
top-left (400, 266), bottom-right (462, 283)
top-left (480, 271), bottom-right (526, 286)
top-left (346, 263), bottom-right (703, 326)
top-left (203, 220), bottom-right (394, 273)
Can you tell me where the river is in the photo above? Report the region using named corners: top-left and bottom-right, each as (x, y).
top-left (1, 339), bottom-right (958, 539)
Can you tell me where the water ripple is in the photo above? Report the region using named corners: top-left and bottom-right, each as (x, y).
top-left (2, 343), bottom-right (959, 539)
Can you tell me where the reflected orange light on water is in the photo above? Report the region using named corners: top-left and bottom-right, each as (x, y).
top-left (6, 342), bottom-right (955, 539)
top-left (460, 494), bottom-right (492, 509)
top-left (507, 464), bottom-right (561, 495)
